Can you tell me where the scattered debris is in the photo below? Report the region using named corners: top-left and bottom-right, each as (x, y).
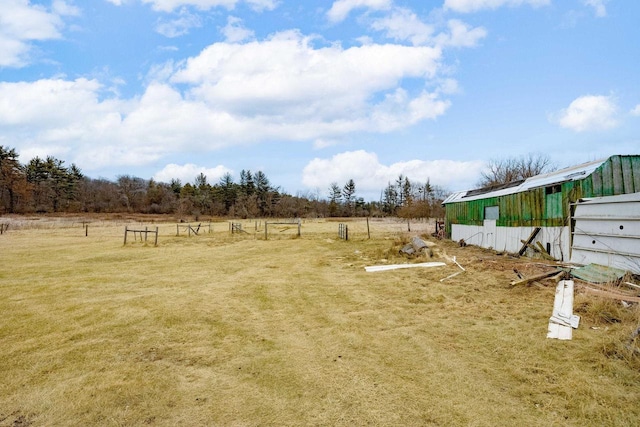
top-left (624, 282), bottom-right (640, 291)
top-left (510, 270), bottom-right (559, 287)
top-left (547, 280), bottom-right (580, 340)
top-left (518, 227), bottom-right (541, 256)
top-left (570, 264), bottom-right (627, 284)
top-left (535, 241), bottom-right (556, 261)
top-left (518, 238), bottom-right (555, 261)
top-left (439, 256), bottom-right (466, 282)
top-left (399, 236), bottom-right (435, 257)
top-left (575, 283), bottom-right (640, 303)
top-left (439, 271), bottom-right (462, 282)
top-left (452, 256), bottom-right (465, 272)
top-left (365, 262), bottom-right (446, 273)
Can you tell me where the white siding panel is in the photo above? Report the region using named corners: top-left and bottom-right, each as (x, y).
top-left (570, 192), bottom-right (640, 274)
top-left (452, 224), bottom-right (571, 260)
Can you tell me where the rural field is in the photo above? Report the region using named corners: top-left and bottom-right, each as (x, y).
top-left (1, 216), bottom-right (639, 426)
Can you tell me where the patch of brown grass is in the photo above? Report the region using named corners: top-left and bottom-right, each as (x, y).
top-left (0, 218), bottom-right (639, 426)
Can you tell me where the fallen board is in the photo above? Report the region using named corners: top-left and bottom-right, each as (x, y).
top-left (547, 280), bottom-right (577, 340)
top-left (365, 262), bottom-right (446, 273)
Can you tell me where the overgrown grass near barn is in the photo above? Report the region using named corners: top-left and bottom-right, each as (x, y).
top-left (1, 217), bottom-right (639, 426)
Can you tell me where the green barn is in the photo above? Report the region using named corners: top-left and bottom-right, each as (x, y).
top-left (442, 155), bottom-right (640, 272)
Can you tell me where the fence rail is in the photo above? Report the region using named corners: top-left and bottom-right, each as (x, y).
top-left (124, 226), bottom-right (159, 246)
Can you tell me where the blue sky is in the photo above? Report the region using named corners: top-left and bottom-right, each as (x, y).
top-left (1, 0), bottom-right (638, 200)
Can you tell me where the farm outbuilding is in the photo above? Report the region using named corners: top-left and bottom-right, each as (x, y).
top-left (443, 155), bottom-right (640, 273)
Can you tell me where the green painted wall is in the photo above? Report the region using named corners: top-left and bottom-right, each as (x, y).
top-left (445, 155), bottom-right (640, 235)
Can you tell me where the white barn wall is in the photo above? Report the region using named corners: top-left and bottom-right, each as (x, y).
top-left (452, 224), bottom-right (571, 260)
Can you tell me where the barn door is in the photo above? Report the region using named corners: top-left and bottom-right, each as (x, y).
top-left (483, 206), bottom-right (499, 249)
top-left (484, 219), bottom-right (497, 249)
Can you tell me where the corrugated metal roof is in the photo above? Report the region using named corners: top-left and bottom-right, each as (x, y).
top-left (443, 158), bottom-right (607, 205)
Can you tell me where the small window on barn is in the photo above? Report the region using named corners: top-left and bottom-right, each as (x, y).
top-left (545, 184), bottom-right (562, 195)
top-left (484, 206), bottom-right (499, 220)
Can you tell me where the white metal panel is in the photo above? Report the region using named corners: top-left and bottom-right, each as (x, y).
top-left (570, 192), bottom-right (640, 273)
top-left (484, 220), bottom-right (496, 249)
top-left (451, 224), bottom-right (485, 246)
top-left (452, 224), bottom-right (571, 260)
top-left (547, 280), bottom-right (576, 340)
top-left (574, 219), bottom-right (639, 236)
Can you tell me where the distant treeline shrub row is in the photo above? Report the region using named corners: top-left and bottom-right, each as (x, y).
top-left (0, 145), bottom-right (447, 218)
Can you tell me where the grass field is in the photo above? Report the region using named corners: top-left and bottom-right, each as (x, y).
top-left (1, 216), bottom-right (639, 426)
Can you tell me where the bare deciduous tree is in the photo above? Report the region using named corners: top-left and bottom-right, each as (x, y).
top-left (477, 153), bottom-right (555, 188)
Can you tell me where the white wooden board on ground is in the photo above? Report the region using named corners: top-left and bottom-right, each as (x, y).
top-left (364, 262), bottom-right (446, 273)
top-left (547, 280), bottom-right (580, 340)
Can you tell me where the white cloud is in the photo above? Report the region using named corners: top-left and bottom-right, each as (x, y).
top-left (171, 30), bottom-right (445, 126)
top-left (327, 0), bottom-right (392, 23)
top-left (583, 0), bottom-right (608, 18)
top-left (370, 7), bottom-right (434, 46)
top-left (0, 0), bottom-right (70, 67)
top-left (444, 0), bottom-right (550, 13)
top-left (630, 105), bottom-right (640, 117)
top-left (0, 30), bottom-right (454, 174)
top-left (302, 150), bottom-right (485, 193)
top-left (153, 163), bottom-right (233, 184)
top-left (313, 138), bottom-right (341, 149)
top-left (52, 1), bottom-right (81, 17)
top-left (221, 16), bottom-right (254, 42)
top-left (369, 9), bottom-right (486, 50)
top-left (245, 0), bottom-right (278, 12)
top-left (553, 95), bottom-right (619, 132)
top-left (156, 8), bottom-right (202, 37)
top-left (437, 19), bottom-right (487, 48)
top-left (139, 0), bottom-right (275, 12)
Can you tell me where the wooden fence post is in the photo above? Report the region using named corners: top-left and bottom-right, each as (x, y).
top-left (124, 226), bottom-right (128, 245)
top-left (155, 227), bottom-right (159, 246)
top-left (265, 222), bottom-right (268, 240)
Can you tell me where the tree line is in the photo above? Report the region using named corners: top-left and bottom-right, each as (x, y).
top-left (0, 145), bottom-right (451, 218)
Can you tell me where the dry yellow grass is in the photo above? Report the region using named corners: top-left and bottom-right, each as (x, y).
top-left (1, 217), bottom-right (639, 426)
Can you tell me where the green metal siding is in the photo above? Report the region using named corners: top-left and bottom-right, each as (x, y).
top-left (445, 155), bottom-right (640, 235)
top-left (580, 155), bottom-right (640, 197)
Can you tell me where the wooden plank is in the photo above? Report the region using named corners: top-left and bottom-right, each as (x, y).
top-left (573, 279), bottom-right (639, 299)
top-left (535, 241), bottom-right (556, 261)
top-left (520, 240), bottom-right (539, 253)
top-left (510, 270), bottom-right (559, 286)
top-left (577, 285), bottom-right (640, 303)
top-left (518, 227), bottom-right (541, 256)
